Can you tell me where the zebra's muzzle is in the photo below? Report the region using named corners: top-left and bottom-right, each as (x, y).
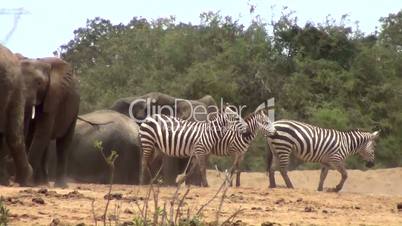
top-left (366, 161), bottom-right (375, 168)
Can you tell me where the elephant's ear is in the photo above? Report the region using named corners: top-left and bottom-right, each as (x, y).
top-left (40, 57), bottom-right (70, 113)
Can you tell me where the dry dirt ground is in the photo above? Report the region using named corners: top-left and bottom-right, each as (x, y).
top-left (1, 168), bottom-right (402, 225)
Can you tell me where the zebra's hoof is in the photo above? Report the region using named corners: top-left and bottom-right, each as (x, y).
top-left (327, 187), bottom-right (341, 193)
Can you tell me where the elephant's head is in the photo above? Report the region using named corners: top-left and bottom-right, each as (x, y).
top-left (175, 100), bottom-right (195, 120)
top-left (127, 98), bottom-right (148, 121)
top-left (20, 57), bottom-right (71, 113)
top-left (20, 59), bottom-right (49, 107)
top-left (127, 92), bottom-right (177, 122)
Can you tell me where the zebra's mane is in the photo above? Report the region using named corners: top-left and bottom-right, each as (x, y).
top-left (242, 111), bottom-right (259, 138)
top-left (340, 128), bottom-right (368, 133)
top-left (243, 111), bottom-right (256, 122)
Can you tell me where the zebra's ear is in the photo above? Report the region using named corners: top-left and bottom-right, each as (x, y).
top-left (372, 130), bottom-right (380, 139)
top-left (223, 102), bottom-right (231, 113)
top-left (224, 106), bottom-right (237, 117)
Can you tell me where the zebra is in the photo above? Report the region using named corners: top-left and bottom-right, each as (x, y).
top-left (139, 106), bottom-right (248, 187)
top-left (211, 106), bottom-right (277, 187)
top-left (265, 120), bottom-right (380, 192)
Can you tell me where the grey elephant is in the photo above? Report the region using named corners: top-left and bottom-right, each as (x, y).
top-left (44, 110), bottom-right (142, 184)
top-left (110, 92), bottom-right (217, 186)
top-left (0, 44), bottom-right (32, 186)
top-left (111, 92), bottom-right (217, 121)
top-left (20, 57), bottom-right (80, 187)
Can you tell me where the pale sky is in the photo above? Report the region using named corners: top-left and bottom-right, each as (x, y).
top-left (1, 0), bottom-right (401, 58)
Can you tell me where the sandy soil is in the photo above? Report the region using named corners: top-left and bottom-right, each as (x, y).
top-left (1, 168), bottom-right (402, 225)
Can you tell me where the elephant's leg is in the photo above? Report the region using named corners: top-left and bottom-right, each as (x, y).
top-left (317, 164), bottom-right (329, 191)
top-left (162, 156), bottom-right (180, 186)
top-left (0, 134), bottom-right (10, 186)
top-left (28, 114), bottom-right (55, 185)
top-left (197, 155), bottom-right (209, 187)
top-left (185, 156), bottom-right (204, 186)
top-left (176, 156), bottom-right (198, 185)
top-left (34, 145), bottom-right (50, 186)
top-left (132, 148), bottom-right (141, 185)
top-left (176, 154), bottom-right (209, 187)
top-left (54, 120), bottom-right (76, 188)
top-left (5, 102), bottom-right (33, 186)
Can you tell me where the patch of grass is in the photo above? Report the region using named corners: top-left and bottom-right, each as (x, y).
top-left (0, 197), bottom-right (10, 226)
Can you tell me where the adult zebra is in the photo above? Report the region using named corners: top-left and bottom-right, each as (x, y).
top-left (266, 120), bottom-right (380, 192)
top-left (139, 106), bottom-right (248, 187)
top-left (212, 106), bottom-right (277, 187)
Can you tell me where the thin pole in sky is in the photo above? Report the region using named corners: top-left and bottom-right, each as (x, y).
top-left (0, 8), bottom-right (29, 44)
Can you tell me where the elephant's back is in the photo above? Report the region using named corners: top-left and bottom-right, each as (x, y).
top-left (0, 44), bottom-right (21, 85)
top-left (78, 109), bottom-right (119, 124)
top-left (197, 95), bottom-right (217, 108)
top-left (69, 110), bottom-right (141, 184)
top-left (76, 110), bottom-right (140, 145)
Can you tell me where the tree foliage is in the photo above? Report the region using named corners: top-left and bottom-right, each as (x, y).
top-left (59, 10), bottom-right (402, 170)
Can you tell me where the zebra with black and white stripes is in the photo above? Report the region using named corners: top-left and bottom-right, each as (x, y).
top-left (266, 120), bottom-right (380, 192)
top-left (139, 106), bottom-right (248, 187)
top-left (211, 107), bottom-right (277, 187)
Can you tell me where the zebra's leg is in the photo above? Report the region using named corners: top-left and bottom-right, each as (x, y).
top-left (278, 153), bottom-right (294, 188)
top-left (266, 146), bottom-right (276, 188)
top-left (140, 148), bottom-right (154, 185)
top-left (228, 160), bottom-right (235, 187)
top-left (279, 168), bottom-right (294, 188)
top-left (317, 164), bottom-right (329, 191)
top-left (140, 159), bottom-right (151, 185)
top-left (330, 162), bottom-right (347, 192)
top-left (228, 154), bottom-right (240, 187)
top-left (234, 154), bottom-right (244, 187)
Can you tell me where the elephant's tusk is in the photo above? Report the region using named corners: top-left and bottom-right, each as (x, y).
top-left (31, 106), bottom-right (36, 119)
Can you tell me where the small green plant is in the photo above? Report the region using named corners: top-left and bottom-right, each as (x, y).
top-left (186, 216), bottom-right (203, 226)
top-left (93, 140), bottom-right (119, 226)
top-left (0, 197), bottom-right (10, 226)
top-left (132, 215), bottom-right (147, 226)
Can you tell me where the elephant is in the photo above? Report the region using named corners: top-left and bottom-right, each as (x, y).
top-left (110, 92), bottom-right (218, 186)
top-left (20, 57), bottom-right (80, 187)
top-left (0, 44), bottom-right (32, 186)
top-left (43, 110), bottom-right (142, 184)
top-left (110, 92), bottom-right (218, 121)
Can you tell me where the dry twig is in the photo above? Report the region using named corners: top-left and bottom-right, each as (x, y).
top-left (221, 207), bottom-right (245, 225)
top-left (196, 172), bottom-right (231, 217)
top-left (91, 199), bottom-right (98, 226)
top-left (175, 186), bottom-right (191, 224)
